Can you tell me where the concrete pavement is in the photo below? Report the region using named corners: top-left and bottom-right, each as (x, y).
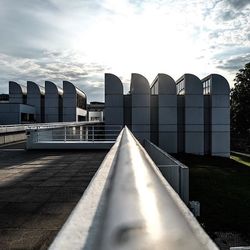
top-left (0, 142), bottom-right (107, 249)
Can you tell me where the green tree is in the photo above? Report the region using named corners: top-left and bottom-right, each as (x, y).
top-left (230, 62), bottom-right (250, 138)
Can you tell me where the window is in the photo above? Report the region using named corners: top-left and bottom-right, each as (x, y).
top-left (77, 94), bottom-right (86, 109)
top-left (177, 80), bottom-right (185, 95)
top-left (151, 81), bottom-right (159, 95)
top-left (90, 117), bottom-right (100, 121)
top-left (203, 79), bottom-right (211, 95)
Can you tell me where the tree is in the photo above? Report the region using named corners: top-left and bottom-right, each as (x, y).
top-left (230, 62), bottom-right (250, 139)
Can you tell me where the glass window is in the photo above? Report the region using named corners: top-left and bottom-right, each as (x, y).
top-left (77, 94), bottom-right (86, 109)
top-left (177, 80), bottom-right (185, 95)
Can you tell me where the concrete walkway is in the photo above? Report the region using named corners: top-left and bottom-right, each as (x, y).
top-left (0, 142), bottom-right (107, 249)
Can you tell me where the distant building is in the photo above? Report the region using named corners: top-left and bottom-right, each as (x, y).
top-left (0, 80), bottom-right (87, 124)
top-left (202, 74), bottom-right (230, 157)
top-left (176, 74), bottom-right (204, 155)
top-left (87, 102), bottom-right (104, 122)
top-left (0, 81), bottom-right (36, 124)
top-left (63, 81), bottom-right (87, 122)
top-left (0, 94), bottom-right (9, 101)
top-left (105, 73), bottom-right (230, 157)
top-left (45, 81), bottom-right (63, 123)
top-left (151, 74), bottom-right (177, 153)
top-left (27, 81), bottom-right (45, 123)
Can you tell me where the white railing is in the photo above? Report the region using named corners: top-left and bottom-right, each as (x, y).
top-left (34, 125), bottom-right (122, 142)
top-left (26, 123), bottom-right (122, 149)
top-left (0, 121), bottom-right (101, 132)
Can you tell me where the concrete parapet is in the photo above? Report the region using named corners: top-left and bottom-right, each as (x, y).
top-left (143, 139), bottom-right (189, 204)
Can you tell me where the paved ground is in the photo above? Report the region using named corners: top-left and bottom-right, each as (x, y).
top-left (0, 142), bottom-right (108, 249)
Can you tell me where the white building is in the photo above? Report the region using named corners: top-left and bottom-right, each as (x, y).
top-left (27, 81), bottom-right (45, 123)
top-left (176, 74), bottom-right (204, 155)
top-left (202, 74), bottom-right (230, 157)
top-left (0, 80), bottom-right (87, 124)
top-left (105, 73), bottom-right (230, 157)
top-left (45, 81), bottom-right (63, 123)
top-left (63, 81), bottom-right (87, 122)
top-left (87, 102), bottom-right (104, 122)
top-left (151, 74), bottom-right (177, 153)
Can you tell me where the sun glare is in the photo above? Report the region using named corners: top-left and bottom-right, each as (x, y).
top-left (72, 1), bottom-right (211, 82)
top-left (131, 140), bottom-right (162, 239)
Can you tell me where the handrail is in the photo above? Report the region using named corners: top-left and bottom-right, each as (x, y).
top-left (49, 127), bottom-right (218, 250)
top-left (0, 121), bottom-right (102, 131)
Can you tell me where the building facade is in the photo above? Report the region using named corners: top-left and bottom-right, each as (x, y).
top-left (45, 81), bottom-right (63, 123)
top-left (0, 81), bottom-right (87, 124)
top-left (202, 74), bottom-right (230, 157)
top-left (87, 102), bottom-right (104, 122)
top-left (105, 73), bottom-right (230, 157)
top-left (0, 81), bottom-right (36, 124)
top-left (151, 74), bottom-right (177, 153)
top-left (63, 81), bottom-right (87, 122)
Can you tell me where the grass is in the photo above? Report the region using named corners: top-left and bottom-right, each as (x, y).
top-left (175, 152), bottom-right (250, 241)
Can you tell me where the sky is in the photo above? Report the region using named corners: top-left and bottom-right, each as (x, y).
top-left (0, 0), bottom-right (249, 102)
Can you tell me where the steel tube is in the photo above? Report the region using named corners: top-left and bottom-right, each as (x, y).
top-left (96, 127), bottom-right (218, 250)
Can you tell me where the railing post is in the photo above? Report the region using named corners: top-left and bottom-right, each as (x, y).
top-left (64, 126), bottom-right (66, 142)
top-left (92, 126), bottom-right (94, 142)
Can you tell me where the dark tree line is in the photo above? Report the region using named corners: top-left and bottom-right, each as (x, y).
top-left (230, 62), bottom-right (250, 150)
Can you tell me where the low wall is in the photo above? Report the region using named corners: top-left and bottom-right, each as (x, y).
top-left (144, 139), bottom-right (189, 204)
top-left (0, 131), bottom-right (26, 145)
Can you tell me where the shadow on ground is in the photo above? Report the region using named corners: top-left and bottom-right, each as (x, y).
top-left (0, 143), bottom-right (108, 249)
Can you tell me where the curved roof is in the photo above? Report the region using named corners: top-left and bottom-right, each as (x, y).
top-left (176, 74), bottom-right (202, 95)
top-left (63, 81), bottom-right (86, 98)
top-left (27, 81), bottom-right (45, 95)
top-left (9, 81), bottom-right (27, 95)
top-left (130, 73), bottom-right (150, 94)
top-left (152, 74), bottom-right (176, 94)
top-left (45, 81), bottom-right (63, 95)
top-left (105, 73), bottom-right (124, 95)
top-left (202, 74), bottom-right (230, 95)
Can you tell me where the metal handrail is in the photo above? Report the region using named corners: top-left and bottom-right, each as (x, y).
top-left (49, 127), bottom-right (218, 250)
top-left (0, 121), bottom-right (103, 134)
top-left (35, 125), bottom-right (122, 142)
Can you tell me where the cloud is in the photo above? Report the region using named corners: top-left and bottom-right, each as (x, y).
top-left (0, 0), bottom-right (250, 94)
top-left (220, 10), bottom-right (238, 20)
top-left (226, 0), bottom-right (250, 10)
top-left (0, 50), bottom-right (109, 101)
top-left (216, 53), bottom-right (250, 70)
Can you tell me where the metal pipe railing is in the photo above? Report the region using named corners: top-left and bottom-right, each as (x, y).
top-left (0, 121), bottom-right (102, 134)
top-left (49, 127), bottom-right (218, 249)
top-left (34, 125), bottom-right (122, 142)
top-left (95, 127), bottom-right (218, 250)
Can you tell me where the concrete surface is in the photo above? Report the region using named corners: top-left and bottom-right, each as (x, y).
top-left (0, 142), bottom-right (107, 249)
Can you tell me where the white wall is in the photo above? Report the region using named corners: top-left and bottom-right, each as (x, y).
top-left (27, 81), bottom-right (44, 123)
top-left (210, 74), bottom-right (230, 157)
top-left (178, 74), bottom-right (204, 155)
top-left (89, 111), bottom-right (103, 122)
top-left (131, 73), bottom-right (150, 142)
top-left (45, 81), bottom-right (63, 123)
top-left (158, 74), bottom-right (177, 153)
top-left (105, 73), bottom-right (124, 127)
